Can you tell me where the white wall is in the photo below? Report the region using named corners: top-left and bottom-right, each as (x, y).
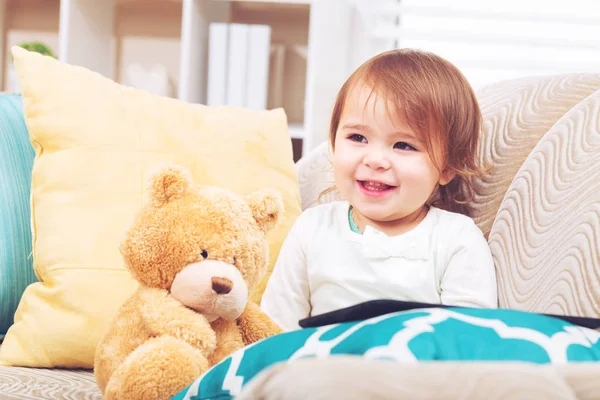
top-left (119, 37), bottom-right (181, 98)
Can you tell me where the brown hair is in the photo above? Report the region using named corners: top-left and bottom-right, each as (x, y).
top-left (323, 48), bottom-right (486, 217)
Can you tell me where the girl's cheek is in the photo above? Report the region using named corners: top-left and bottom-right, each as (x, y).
top-left (397, 159), bottom-right (430, 177)
top-left (334, 147), bottom-right (355, 164)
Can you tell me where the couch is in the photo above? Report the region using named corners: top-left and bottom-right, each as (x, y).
top-left (1, 69), bottom-right (600, 398)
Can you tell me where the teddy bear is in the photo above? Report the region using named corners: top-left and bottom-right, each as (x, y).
top-left (94, 164), bottom-right (285, 400)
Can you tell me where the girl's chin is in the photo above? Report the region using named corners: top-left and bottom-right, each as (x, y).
top-left (352, 204), bottom-right (398, 221)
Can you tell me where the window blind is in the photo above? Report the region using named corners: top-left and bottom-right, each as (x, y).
top-left (360, 0), bottom-right (600, 89)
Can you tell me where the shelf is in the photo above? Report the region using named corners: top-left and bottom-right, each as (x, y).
top-left (6, 0), bottom-right (60, 31)
top-left (59, 0), bottom-right (116, 79)
top-left (1, 0), bottom-right (327, 161)
top-left (116, 0), bottom-right (183, 38)
top-left (225, 0), bottom-right (311, 5)
top-left (3, 0), bottom-right (61, 91)
top-left (288, 123), bottom-right (304, 140)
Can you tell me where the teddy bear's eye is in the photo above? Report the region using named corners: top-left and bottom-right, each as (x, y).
top-left (200, 250), bottom-right (208, 259)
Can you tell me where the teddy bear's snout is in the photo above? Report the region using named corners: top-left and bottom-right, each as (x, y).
top-left (211, 277), bottom-right (233, 294)
top-left (170, 260), bottom-right (249, 322)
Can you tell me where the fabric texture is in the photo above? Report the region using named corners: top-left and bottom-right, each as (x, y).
top-left (0, 94), bottom-right (37, 335)
top-left (0, 344), bottom-right (101, 400)
top-left (0, 366), bottom-right (101, 400)
top-left (260, 200), bottom-right (497, 331)
top-left (489, 87), bottom-right (600, 316)
top-left (174, 307), bottom-right (600, 400)
top-left (472, 73), bottom-right (600, 238)
top-left (236, 356), bottom-right (600, 400)
top-left (294, 140), bottom-right (341, 210)
top-left (0, 47), bottom-right (302, 369)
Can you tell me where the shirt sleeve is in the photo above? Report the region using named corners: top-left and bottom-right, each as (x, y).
top-left (440, 220), bottom-right (498, 308)
top-left (260, 211), bottom-right (312, 331)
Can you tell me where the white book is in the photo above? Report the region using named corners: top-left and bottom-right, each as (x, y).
top-left (245, 25), bottom-right (272, 110)
top-left (207, 22), bottom-right (229, 106)
top-left (226, 24), bottom-right (249, 107)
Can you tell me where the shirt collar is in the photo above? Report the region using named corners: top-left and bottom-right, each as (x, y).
top-left (342, 202), bottom-right (436, 261)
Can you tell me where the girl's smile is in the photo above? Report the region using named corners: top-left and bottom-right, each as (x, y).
top-left (356, 180), bottom-right (397, 198)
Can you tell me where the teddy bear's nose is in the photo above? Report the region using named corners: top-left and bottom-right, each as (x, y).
top-left (211, 277), bottom-right (233, 295)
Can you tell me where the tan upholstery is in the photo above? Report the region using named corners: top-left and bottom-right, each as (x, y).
top-left (237, 356), bottom-right (600, 400)
top-left (489, 85), bottom-right (600, 315)
top-left (473, 74), bottom-right (600, 238)
top-left (0, 345), bottom-right (101, 399)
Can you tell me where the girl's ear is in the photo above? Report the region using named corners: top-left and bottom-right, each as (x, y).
top-left (439, 169), bottom-right (456, 186)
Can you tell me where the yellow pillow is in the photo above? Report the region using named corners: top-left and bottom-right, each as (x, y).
top-left (0, 47), bottom-right (301, 368)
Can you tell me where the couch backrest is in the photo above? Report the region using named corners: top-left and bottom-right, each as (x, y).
top-left (477, 74), bottom-right (600, 318)
top-left (295, 73), bottom-right (600, 318)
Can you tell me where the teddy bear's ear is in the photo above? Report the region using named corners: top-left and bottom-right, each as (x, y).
top-left (246, 189), bottom-right (284, 234)
top-left (147, 164), bottom-right (193, 207)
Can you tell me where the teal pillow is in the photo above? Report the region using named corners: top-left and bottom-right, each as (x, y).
top-left (0, 94), bottom-right (37, 336)
top-left (173, 307), bottom-right (600, 400)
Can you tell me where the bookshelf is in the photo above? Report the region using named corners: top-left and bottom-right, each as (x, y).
top-left (0, 0), bottom-right (391, 161)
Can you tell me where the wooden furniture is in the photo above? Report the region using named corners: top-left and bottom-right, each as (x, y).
top-left (1, 0), bottom-right (319, 160)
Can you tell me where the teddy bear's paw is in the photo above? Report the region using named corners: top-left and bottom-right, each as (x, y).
top-left (103, 335), bottom-right (209, 400)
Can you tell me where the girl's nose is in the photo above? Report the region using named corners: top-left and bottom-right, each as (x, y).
top-left (363, 147), bottom-right (391, 170)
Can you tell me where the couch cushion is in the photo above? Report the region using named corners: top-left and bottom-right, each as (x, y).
top-left (0, 343), bottom-right (101, 400)
top-left (472, 73), bottom-right (600, 237)
top-left (0, 94), bottom-right (37, 336)
top-left (295, 141), bottom-right (341, 210)
top-left (0, 46), bottom-right (301, 369)
top-left (0, 366), bottom-right (100, 400)
top-left (235, 356), bottom-right (600, 400)
top-left (490, 87), bottom-right (600, 317)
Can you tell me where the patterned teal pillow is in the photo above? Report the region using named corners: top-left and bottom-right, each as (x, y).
top-left (173, 307), bottom-right (600, 400)
top-left (0, 94), bottom-right (37, 336)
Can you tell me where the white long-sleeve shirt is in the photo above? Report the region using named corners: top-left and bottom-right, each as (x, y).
top-left (261, 201), bottom-right (498, 331)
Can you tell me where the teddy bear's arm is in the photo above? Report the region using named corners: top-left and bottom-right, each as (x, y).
top-left (138, 286), bottom-right (217, 356)
top-left (237, 301), bottom-right (283, 345)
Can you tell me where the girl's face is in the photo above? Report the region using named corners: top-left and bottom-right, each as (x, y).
top-left (332, 85), bottom-right (453, 229)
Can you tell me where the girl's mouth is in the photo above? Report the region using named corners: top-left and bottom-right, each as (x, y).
top-left (357, 180), bottom-right (396, 197)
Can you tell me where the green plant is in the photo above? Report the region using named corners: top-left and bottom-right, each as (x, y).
top-left (18, 41), bottom-right (56, 58)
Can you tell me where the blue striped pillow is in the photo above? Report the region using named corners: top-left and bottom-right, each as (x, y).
top-left (0, 94), bottom-right (37, 336)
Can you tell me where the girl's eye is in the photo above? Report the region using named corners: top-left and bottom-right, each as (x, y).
top-left (200, 250), bottom-right (208, 259)
top-left (394, 142), bottom-right (416, 151)
top-left (348, 134), bottom-right (367, 143)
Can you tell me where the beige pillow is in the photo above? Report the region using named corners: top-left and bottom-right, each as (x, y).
top-left (0, 47), bottom-right (301, 368)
